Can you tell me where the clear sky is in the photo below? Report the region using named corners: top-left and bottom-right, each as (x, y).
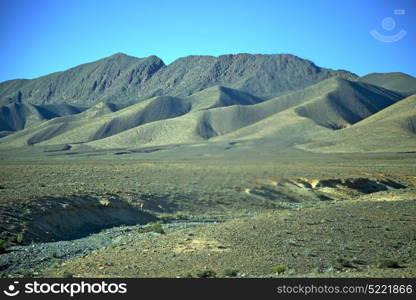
top-left (1, 0), bottom-right (415, 82)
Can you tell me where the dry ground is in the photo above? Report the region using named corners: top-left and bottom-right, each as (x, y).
top-left (43, 195), bottom-right (416, 278)
top-left (0, 150), bottom-right (415, 277)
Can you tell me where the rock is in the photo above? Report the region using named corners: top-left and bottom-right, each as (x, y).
top-left (323, 266), bottom-right (336, 273)
top-left (288, 240), bottom-right (301, 247)
top-left (351, 259), bottom-right (368, 265)
top-left (320, 218), bottom-right (332, 224)
top-left (287, 269), bottom-right (297, 275)
top-left (340, 244), bottom-right (354, 251)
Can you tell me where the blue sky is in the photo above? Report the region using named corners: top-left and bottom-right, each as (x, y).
top-left (1, 0), bottom-right (415, 82)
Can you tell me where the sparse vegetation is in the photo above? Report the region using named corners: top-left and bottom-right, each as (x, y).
top-left (0, 151), bottom-right (415, 278)
top-left (273, 264), bottom-right (287, 274)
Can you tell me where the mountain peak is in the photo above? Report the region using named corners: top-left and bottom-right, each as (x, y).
top-left (110, 52), bottom-right (130, 57)
top-left (100, 52), bottom-right (138, 62)
top-left (104, 53), bottom-right (164, 64)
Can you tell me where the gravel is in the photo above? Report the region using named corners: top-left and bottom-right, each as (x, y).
top-left (0, 221), bottom-right (219, 277)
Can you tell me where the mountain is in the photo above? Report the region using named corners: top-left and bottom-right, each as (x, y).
top-left (135, 54), bottom-right (357, 100)
top-left (0, 53), bottom-right (357, 107)
top-left (211, 77), bottom-right (403, 142)
top-left (0, 103), bottom-right (84, 137)
top-left (186, 85), bottom-right (262, 110)
top-left (358, 72), bottom-right (416, 96)
top-left (0, 79), bottom-right (29, 100)
top-left (1, 52), bottom-right (414, 154)
top-left (0, 86), bottom-right (262, 148)
top-left (82, 78), bottom-right (401, 149)
top-left (297, 94), bottom-right (416, 153)
top-left (3, 76), bottom-right (399, 150)
top-left (0, 53), bottom-right (165, 107)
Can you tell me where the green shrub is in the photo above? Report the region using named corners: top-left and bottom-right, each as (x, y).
top-left (272, 264), bottom-right (287, 274)
top-left (224, 269), bottom-right (239, 277)
top-left (0, 239), bottom-right (6, 253)
top-left (196, 270), bottom-right (217, 278)
top-left (337, 258), bottom-right (354, 268)
top-left (146, 221), bottom-right (165, 234)
top-left (63, 271), bottom-right (74, 278)
top-left (16, 233), bottom-right (24, 244)
top-left (22, 270), bottom-right (34, 278)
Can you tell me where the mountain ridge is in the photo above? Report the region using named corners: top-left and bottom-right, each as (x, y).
top-left (0, 76), bottom-right (400, 150)
top-left (0, 53), bottom-right (415, 154)
top-left (0, 53), bottom-right (357, 107)
top-left (0, 54), bottom-right (165, 106)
